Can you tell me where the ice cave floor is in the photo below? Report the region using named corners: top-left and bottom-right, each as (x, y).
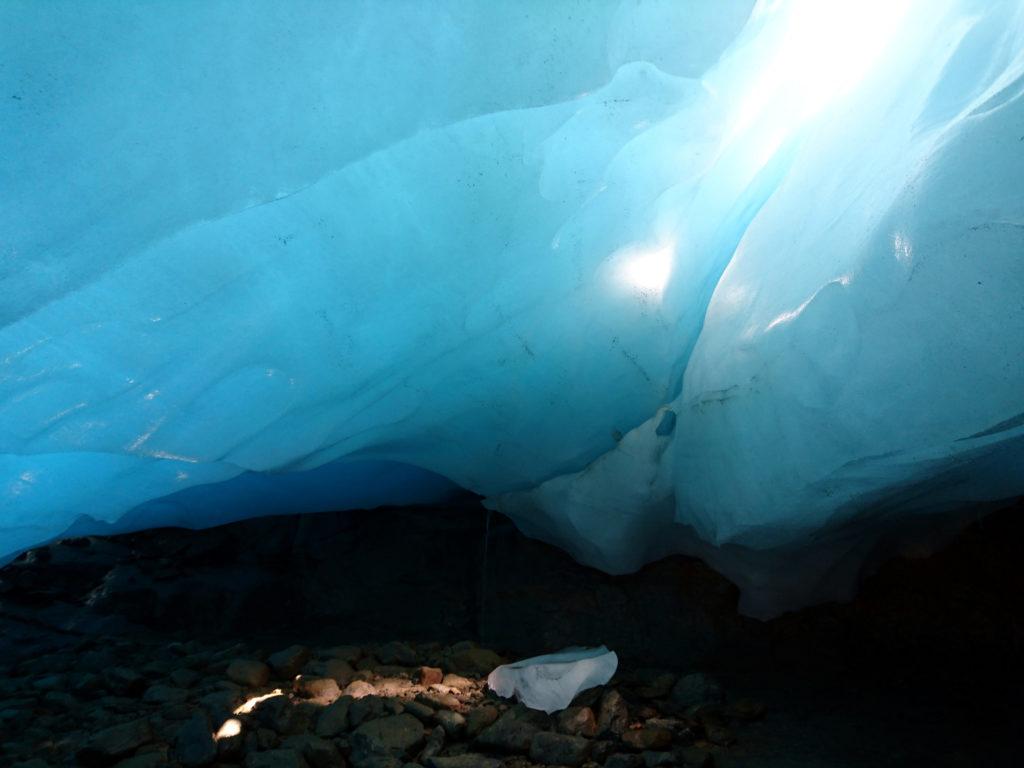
top-left (0, 498), bottom-right (1020, 768)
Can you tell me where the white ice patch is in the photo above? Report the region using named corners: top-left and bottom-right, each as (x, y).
top-left (486, 646), bottom-right (618, 714)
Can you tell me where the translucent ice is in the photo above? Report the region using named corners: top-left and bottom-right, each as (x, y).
top-left (487, 647), bottom-right (619, 714)
top-left (2, 1), bottom-right (1022, 613)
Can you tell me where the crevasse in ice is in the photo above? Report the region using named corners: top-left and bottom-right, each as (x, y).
top-left (2, 1), bottom-right (1022, 616)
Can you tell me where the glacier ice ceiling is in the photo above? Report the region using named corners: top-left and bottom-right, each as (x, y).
top-left (2, 0), bottom-right (1023, 616)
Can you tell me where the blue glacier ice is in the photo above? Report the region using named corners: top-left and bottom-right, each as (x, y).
top-left (1, 0), bottom-right (1022, 616)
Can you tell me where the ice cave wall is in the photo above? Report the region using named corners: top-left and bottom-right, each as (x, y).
top-left (1, 0), bottom-right (1022, 615)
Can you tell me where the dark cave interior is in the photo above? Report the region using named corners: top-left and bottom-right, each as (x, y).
top-left (2, 497), bottom-right (1020, 768)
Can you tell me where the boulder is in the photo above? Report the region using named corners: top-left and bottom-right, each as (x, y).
top-left (350, 713), bottom-right (425, 766)
top-left (173, 711), bottom-right (216, 768)
top-left (76, 718), bottom-right (154, 767)
top-left (474, 706), bottom-right (539, 753)
top-left (293, 675), bottom-right (341, 703)
top-left (415, 667), bottom-right (443, 686)
top-left (528, 731), bottom-right (591, 767)
top-left (245, 749), bottom-right (310, 768)
top-left (597, 689), bottom-right (629, 736)
top-left (269, 646), bottom-right (312, 679)
top-left (226, 659), bottom-right (271, 688)
top-left (376, 642), bottom-right (417, 666)
top-left (315, 696), bottom-right (353, 737)
top-left (622, 727), bottom-right (673, 751)
top-left (557, 705), bottom-right (598, 737)
top-left (464, 705), bottom-right (499, 738)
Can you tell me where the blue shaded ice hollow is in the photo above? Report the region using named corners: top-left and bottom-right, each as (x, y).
top-left (487, 647), bottom-right (619, 714)
top-left (1, 0), bottom-right (1023, 616)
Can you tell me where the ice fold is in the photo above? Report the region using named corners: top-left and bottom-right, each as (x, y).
top-left (1, 0), bottom-right (1022, 615)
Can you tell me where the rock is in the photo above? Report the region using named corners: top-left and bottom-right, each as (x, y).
top-left (415, 691), bottom-right (460, 711)
top-left (376, 677), bottom-right (413, 697)
top-left (415, 667), bottom-right (443, 686)
top-left (570, 686), bottom-right (604, 708)
top-left (447, 647), bottom-right (503, 677)
top-left (622, 727), bottom-right (673, 752)
top-left (350, 714), bottom-right (425, 765)
top-left (111, 755), bottom-right (166, 768)
top-left (377, 642), bottom-right (418, 666)
top-left (315, 696), bottom-right (353, 737)
top-left (282, 734), bottom-right (343, 768)
top-left (142, 684), bottom-right (188, 704)
top-left (604, 757), bottom-right (643, 768)
top-left (464, 705), bottom-right (499, 738)
top-left (71, 672), bottom-right (103, 695)
top-left (103, 667), bottom-right (146, 697)
top-left (322, 646), bottom-right (362, 663)
top-left (169, 668), bottom-right (201, 688)
top-left (343, 680), bottom-right (378, 699)
top-left (426, 756), bottom-right (501, 768)
top-left (317, 659), bottom-right (355, 687)
top-left (27, 673), bottom-right (61, 692)
top-left (474, 706), bottom-right (539, 753)
top-left (256, 728), bottom-right (281, 750)
top-left (642, 752), bottom-right (678, 767)
top-left (42, 690), bottom-right (78, 709)
top-left (433, 708), bottom-right (465, 737)
top-left (12, 760), bottom-right (51, 768)
top-left (350, 695), bottom-right (387, 727)
top-left (251, 693), bottom-right (302, 735)
top-left (269, 646), bottom-right (312, 679)
top-left (528, 731), bottom-right (591, 767)
top-left (557, 705), bottom-right (598, 737)
top-left (294, 676), bottom-right (341, 703)
top-left (215, 717), bottom-right (245, 759)
top-left (705, 723), bottom-right (734, 746)
top-left (199, 689), bottom-right (240, 720)
top-left (439, 674), bottom-right (474, 690)
top-left (245, 749), bottom-right (310, 768)
top-left (670, 674), bottom-right (724, 708)
top-left (589, 739), bottom-right (616, 763)
top-left (402, 700), bottom-right (435, 721)
top-left (77, 718), bottom-right (154, 766)
top-left (418, 724), bottom-right (445, 762)
top-left (597, 689), bottom-right (629, 736)
top-left (174, 711), bottom-right (217, 767)
top-left (226, 659), bottom-right (270, 688)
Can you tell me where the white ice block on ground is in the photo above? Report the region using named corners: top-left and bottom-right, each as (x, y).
top-left (486, 646), bottom-right (619, 714)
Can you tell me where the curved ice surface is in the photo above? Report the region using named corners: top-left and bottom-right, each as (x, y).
top-left (487, 647), bottom-right (619, 714)
top-left (2, 1), bottom-right (1022, 613)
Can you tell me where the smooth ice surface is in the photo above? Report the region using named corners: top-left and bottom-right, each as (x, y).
top-left (2, 1), bottom-right (1023, 614)
top-left (487, 647), bottom-right (619, 714)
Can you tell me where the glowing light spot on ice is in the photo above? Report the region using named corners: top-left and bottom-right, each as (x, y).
top-left (724, 0), bottom-right (913, 169)
top-left (893, 232), bottom-right (913, 265)
top-left (615, 241), bottom-right (675, 298)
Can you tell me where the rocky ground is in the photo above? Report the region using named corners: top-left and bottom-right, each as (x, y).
top-left (0, 635), bottom-right (760, 768)
top-left (1, 498), bottom-right (1021, 767)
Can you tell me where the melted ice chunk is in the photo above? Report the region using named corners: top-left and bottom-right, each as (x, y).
top-left (486, 646), bottom-right (618, 714)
